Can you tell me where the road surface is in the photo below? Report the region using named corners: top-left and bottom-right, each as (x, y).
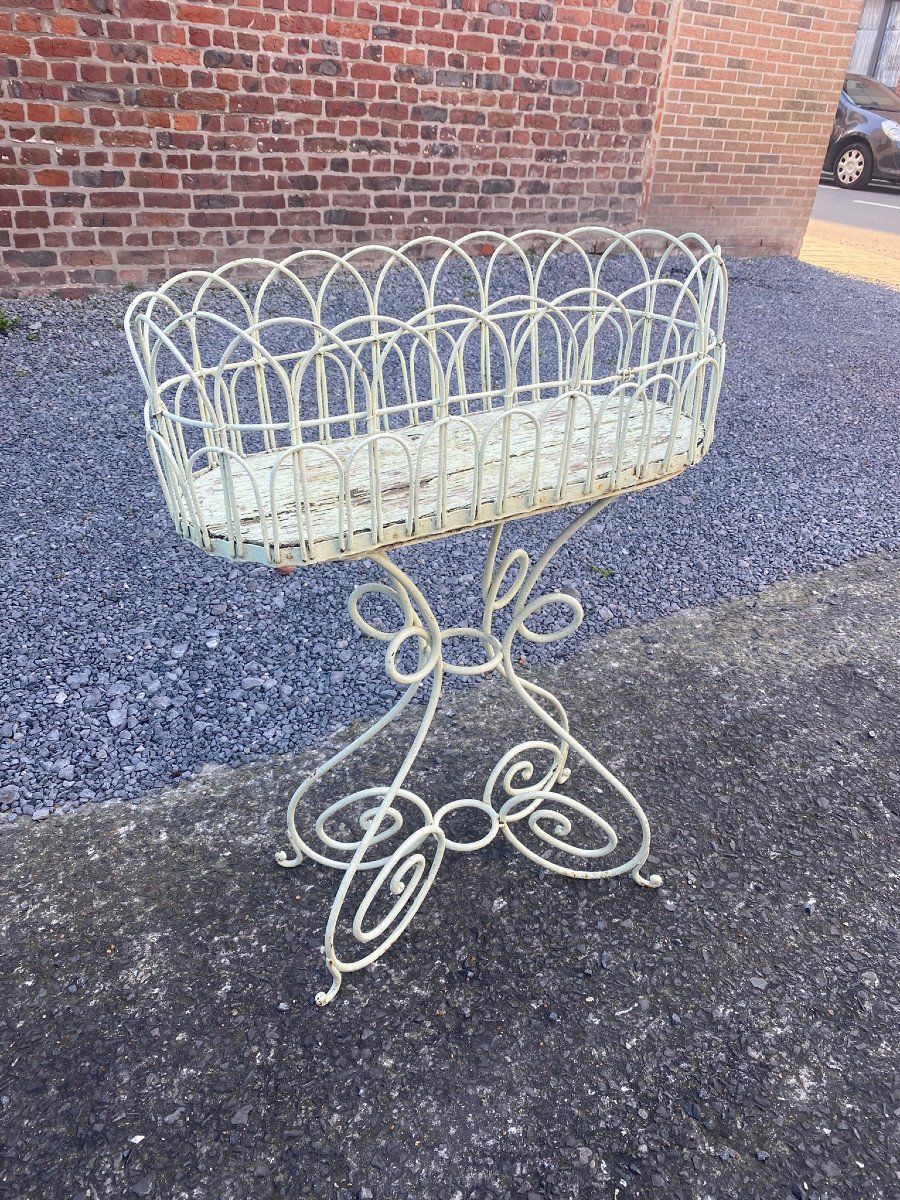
top-left (800, 181), bottom-right (900, 286)
top-left (811, 178), bottom-right (900, 235)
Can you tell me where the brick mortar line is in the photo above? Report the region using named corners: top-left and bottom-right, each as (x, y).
top-left (0, 0), bottom-right (862, 293)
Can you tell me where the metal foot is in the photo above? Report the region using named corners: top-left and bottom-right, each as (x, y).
top-left (632, 867), bottom-right (664, 889)
top-left (279, 498), bottom-right (663, 1003)
top-left (315, 966), bottom-right (342, 1007)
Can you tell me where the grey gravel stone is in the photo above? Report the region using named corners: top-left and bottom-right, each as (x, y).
top-left (1, 257), bottom-right (900, 821)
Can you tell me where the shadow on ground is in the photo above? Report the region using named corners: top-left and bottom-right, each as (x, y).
top-left (1, 553), bottom-right (898, 1200)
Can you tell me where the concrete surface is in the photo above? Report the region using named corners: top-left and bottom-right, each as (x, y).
top-left (1, 551), bottom-right (899, 1200)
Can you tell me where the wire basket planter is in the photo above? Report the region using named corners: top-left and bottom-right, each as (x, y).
top-left (127, 227), bottom-right (728, 1004)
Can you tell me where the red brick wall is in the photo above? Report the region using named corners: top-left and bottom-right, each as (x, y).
top-left (643, 0), bottom-right (863, 256)
top-left (0, 0), bottom-right (669, 295)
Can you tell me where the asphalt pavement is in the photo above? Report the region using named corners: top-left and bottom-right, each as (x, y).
top-left (811, 179), bottom-right (900, 234)
top-left (2, 550), bottom-right (898, 1200)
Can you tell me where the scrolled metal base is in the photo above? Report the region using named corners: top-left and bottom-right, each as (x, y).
top-left (277, 498), bottom-right (662, 1005)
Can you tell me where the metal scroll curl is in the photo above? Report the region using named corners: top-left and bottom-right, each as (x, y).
top-left (479, 500), bottom-right (662, 887)
top-left (278, 497), bottom-right (660, 1005)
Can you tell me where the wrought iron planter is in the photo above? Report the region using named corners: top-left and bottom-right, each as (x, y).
top-left (127, 227), bottom-right (728, 1004)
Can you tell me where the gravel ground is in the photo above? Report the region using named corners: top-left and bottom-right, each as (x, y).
top-left (1, 255), bottom-right (899, 820)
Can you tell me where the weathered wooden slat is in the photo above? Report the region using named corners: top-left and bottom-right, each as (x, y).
top-left (190, 391), bottom-right (701, 564)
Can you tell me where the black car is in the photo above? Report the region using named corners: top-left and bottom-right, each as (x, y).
top-left (824, 73), bottom-right (900, 189)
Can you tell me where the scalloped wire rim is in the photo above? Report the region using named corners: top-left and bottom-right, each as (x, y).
top-left (126, 226), bottom-right (727, 568)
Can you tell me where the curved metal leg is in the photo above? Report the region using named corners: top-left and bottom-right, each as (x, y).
top-left (279, 499), bottom-right (662, 1004)
top-left (277, 551), bottom-right (498, 1005)
top-left (480, 501), bottom-right (663, 889)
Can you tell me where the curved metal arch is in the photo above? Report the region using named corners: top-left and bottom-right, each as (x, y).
top-left (341, 432), bottom-right (418, 550)
top-left (185, 442), bottom-right (276, 560)
top-left (411, 414), bottom-right (483, 526)
top-left (267, 441), bottom-right (346, 564)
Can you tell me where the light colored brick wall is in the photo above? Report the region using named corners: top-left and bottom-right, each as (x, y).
top-left (0, 0), bottom-right (669, 295)
top-left (643, 0), bottom-right (864, 256)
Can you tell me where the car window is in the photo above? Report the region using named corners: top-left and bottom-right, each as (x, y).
top-left (844, 74), bottom-right (900, 111)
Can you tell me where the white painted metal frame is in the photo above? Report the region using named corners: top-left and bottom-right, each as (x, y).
top-left (126, 227), bottom-right (727, 1005)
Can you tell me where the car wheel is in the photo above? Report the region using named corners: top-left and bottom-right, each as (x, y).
top-left (833, 141), bottom-right (873, 189)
